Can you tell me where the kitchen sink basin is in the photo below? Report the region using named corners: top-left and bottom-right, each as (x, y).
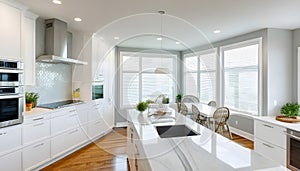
top-left (155, 125), bottom-right (200, 138)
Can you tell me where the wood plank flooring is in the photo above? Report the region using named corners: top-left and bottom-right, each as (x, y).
top-left (42, 127), bottom-right (253, 171)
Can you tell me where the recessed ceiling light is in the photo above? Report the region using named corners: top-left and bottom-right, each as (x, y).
top-left (114, 37), bottom-right (120, 40)
top-left (213, 30), bottom-right (221, 34)
top-left (52, 0), bottom-right (62, 5)
top-left (157, 37), bottom-right (162, 41)
top-left (74, 17), bottom-right (82, 22)
top-left (175, 42), bottom-right (180, 45)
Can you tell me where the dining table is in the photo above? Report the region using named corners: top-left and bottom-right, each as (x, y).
top-left (191, 103), bottom-right (217, 129)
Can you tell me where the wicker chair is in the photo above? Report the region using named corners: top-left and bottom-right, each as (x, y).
top-left (192, 104), bottom-right (208, 127)
top-left (213, 107), bottom-right (232, 139)
top-left (207, 100), bottom-right (217, 107)
top-left (180, 95), bottom-right (199, 116)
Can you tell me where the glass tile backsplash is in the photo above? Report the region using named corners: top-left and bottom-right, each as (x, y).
top-left (26, 63), bottom-right (72, 104)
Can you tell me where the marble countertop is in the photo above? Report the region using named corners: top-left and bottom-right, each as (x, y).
top-left (254, 116), bottom-right (300, 132)
top-left (128, 109), bottom-right (288, 171)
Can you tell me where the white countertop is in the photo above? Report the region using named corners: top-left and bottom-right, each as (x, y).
top-left (128, 109), bottom-right (288, 171)
top-left (25, 107), bottom-right (53, 118)
top-left (254, 116), bottom-right (300, 132)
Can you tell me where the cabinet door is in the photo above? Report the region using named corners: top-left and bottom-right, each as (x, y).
top-left (102, 101), bottom-right (114, 131)
top-left (0, 150), bottom-right (22, 171)
top-left (0, 125), bottom-right (22, 154)
top-left (0, 2), bottom-right (21, 60)
top-left (51, 109), bottom-right (79, 135)
top-left (254, 138), bottom-right (286, 166)
top-left (51, 127), bottom-right (87, 158)
top-left (22, 140), bottom-right (51, 171)
top-left (254, 120), bottom-right (286, 149)
top-left (22, 13), bottom-right (37, 85)
top-left (23, 119), bottom-right (50, 145)
top-left (87, 119), bottom-right (106, 139)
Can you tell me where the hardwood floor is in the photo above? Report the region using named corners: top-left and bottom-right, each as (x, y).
top-left (42, 128), bottom-right (253, 171)
top-left (42, 128), bottom-right (128, 171)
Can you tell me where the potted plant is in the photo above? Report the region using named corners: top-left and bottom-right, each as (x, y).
top-left (276, 103), bottom-right (300, 123)
top-left (176, 94), bottom-right (183, 112)
top-left (136, 101), bottom-right (148, 113)
top-left (280, 103), bottom-right (300, 118)
top-left (31, 92), bottom-right (39, 108)
top-left (25, 92), bottom-right (35, 111)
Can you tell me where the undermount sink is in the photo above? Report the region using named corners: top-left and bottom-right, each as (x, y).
top-left (155, 125), bottom-right (200, 138)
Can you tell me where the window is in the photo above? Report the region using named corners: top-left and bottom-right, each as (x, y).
top-left (183, 50), bottom-right (217, 103)
top-left (120, 52), bottom-right (177, 108)
top-left (222, 39), bottom-right (261, 115)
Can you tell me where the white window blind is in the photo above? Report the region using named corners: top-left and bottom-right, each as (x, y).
top-left (120, 52), bottom-right (176, 108)
top-left (183, 50), bottom-right (216, 103)
top-left (223, 42), bottom-right (260, 115)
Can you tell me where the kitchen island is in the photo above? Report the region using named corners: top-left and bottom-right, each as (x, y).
top-left (127, 109), bottom-right (288, 171)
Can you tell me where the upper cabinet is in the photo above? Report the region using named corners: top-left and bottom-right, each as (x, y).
top-left (22, 11), bottom-right (38, 85)
top-left (0, 2), bottom-right (22, 60)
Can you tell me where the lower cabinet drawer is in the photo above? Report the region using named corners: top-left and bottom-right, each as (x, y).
top-left (254, 138), bottom-right (286, 166)
top-left (0, 125), bottom-right (22, 154)
top-left (23, 120), bottom-right (50, 145)
top-left (0, 150), bottom-right (22, 171)
top-left (51, 127), bottom-right (87, 158)
top-left (22, 140), bottom-right (51, 171)
top-left (87, 120), bottom-right (105, 139)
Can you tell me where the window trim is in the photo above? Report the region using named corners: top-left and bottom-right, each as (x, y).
top-left (183, 48), bottom-right (217, 102)
top-left (119, 51), bottom-right (178, 109)
top-left (220, 37), bottom-right (263, 116)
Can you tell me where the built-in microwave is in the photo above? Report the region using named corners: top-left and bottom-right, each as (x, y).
top-left (0, 69), bottom-right (23, 86)
top-left (0, 60), bottom-right (24, 128)
top-left (92, 83), bottom-right (103, 100)
top-left (0, 95), bottom-right (24, 128)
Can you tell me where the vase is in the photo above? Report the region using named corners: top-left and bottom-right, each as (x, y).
top-left (26, 103), bottom-right (32, 111)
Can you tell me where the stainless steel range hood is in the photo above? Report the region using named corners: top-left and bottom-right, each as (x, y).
top-left (37, 19), bottom-right (87, 65)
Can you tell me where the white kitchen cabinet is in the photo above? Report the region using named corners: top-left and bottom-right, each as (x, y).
top-left (0, 150), bottom-right (22, 171)
top-left (0, 1), bottom-right (22, 60)
top-left (23, 118), bottom-right (50, 145)
top-left (22, 140), bottom-right (51, 171)
top-left (254, 120), bottom-right (287, 166)
top-left (0, 125), bottom-right (22, 154)
top-left (22, 11), bottom-right (38, 85)
top-left (51, 127), bottom-right (87, 158)
top-left (254, 138), bottom-right (286, 166)
top-left (51, 108), bottom-right (79, 135)
top-left (87, 119), bottom-right (106, 139)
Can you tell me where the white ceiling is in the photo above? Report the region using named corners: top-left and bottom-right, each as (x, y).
top-left (18, 0), bottom-right (300, 50)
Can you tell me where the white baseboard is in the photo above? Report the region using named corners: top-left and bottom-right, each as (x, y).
top-left (230, 127), bottom-right (254, 141)
top-left (115, 122), bottom-right (128, 128)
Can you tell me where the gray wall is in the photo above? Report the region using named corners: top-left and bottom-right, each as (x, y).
top-left (267, 29), bottom-right (293, 116)
top-left (292, 29), bottom-right (300, 102)
top-left (183, 28), bottom-right (293, 135)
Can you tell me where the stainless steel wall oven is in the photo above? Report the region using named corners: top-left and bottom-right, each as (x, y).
top-left (287, 129), bottom-right (300, 171)
top-left (0, 60), bottom-right (24, 128)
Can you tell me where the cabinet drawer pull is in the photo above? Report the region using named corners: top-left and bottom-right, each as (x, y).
top-left (33, 143), bottom-right (44, 149)
top-left (69, 110), bottom-right (76, 113)
top-left (262, 124), bottom-right (273, 129)
top-left (33, 123), bottom-right (45, 127)
top-left (95, 121), bottom-right (101, 125)
top-left (69, 114), bottom-right (77, 118)
top-left (0, 132), bottom-right (7, 136)
top-left (69, 129), bottom-right (79, 134)
top-left (33, 117), bottom-right (44, 121)
top-left (262, 143), bottom-right (274, 148)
